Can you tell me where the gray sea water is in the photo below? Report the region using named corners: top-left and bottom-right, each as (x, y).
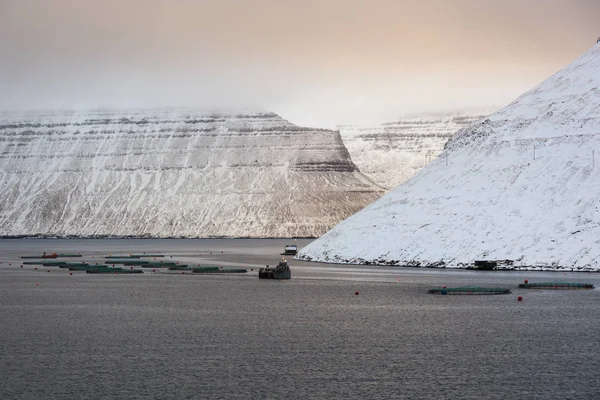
top-left (1, 239), bottom-right (600, 399)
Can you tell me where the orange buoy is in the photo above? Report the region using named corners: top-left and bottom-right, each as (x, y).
top-left (355, 291), bottom-right (360, 295)
top-left (517, 296), bottom-right (523, 301)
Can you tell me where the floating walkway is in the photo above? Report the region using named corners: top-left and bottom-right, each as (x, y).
top-left (428, 286), bottom-right (511, 295)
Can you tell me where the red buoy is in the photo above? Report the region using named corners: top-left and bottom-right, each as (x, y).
top-left (20, 265), bottom-right (23, 268)
top-left (251, 269), bottom-right (253, 271)
top-left (524, 279), bottom-right (528, 284)
top-left (181, 271), bottom-right (185, 275)
top-left (355, 291), bottom-right (360, 295)
top-left (152, 269), bottom-right (156, 272)
top-left (35, 282), bottom-right (39, 286)
top-left (47, 270), bottom-right (50, 273)
top-left (517, 296), bottom-right (523, 301)
top-left (69, 272), bottom-right (73, 275)
top-left (34, 267), bottom-right (37, 270)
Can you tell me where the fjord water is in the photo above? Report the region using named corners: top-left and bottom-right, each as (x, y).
top-left (1, 239), bottom-right (599, 399)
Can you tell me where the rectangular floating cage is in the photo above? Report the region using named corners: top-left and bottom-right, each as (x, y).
top-left (168, 265), bottom-right (191, 270)
top-left (86, 268), bottom-right (143, 274)
top-left (191, 267), bottom-right (247, 273)
top-left (105, 255), bottom-right (142, 259)
top-left (428, 286), bottom-right (512, 295)
top-left (518, 282), bottom-right (594, 290)
top-left (191, 266), bottom-right (220, 273)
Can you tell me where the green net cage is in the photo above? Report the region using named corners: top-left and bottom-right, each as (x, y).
top-left (428, 286), bottom-right (512, 295)
top-left (518, 282), bottom-right (594, 290)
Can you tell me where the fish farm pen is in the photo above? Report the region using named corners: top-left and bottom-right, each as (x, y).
top-left (105, 254), bottom-right (165, 259)
top-left (428, 287), bottom-right (512, 295)
top-left (191, 266), bottom-right (248, 273)
top-left (518, 282), bottom-right (595, 290)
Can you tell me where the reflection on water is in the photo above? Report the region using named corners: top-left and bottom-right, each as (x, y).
top-left (1, 239), bottom-right (599, 399)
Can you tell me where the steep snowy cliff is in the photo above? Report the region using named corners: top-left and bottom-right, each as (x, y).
top-left (338, 112), bottom-right (489, 189)
top-left (298, 43), bottom-right (600, 270)
top-left (0, 110), bottom-right (383, 237)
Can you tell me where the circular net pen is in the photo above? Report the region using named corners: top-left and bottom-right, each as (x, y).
top-left (428, 286), bottom-right (511, 295)
top-left (518, 282), bottom-right (594, 290)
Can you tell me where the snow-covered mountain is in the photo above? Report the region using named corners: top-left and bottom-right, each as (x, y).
top-left (338, 112), bottom-right (489, 190)
top-left (298, 43), bottom-right (600, 271)
top-left (0, 110), bottom-right (383, 238)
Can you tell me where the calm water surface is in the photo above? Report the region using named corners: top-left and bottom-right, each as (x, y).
top-left (1, 239), bottom-right (599, 399)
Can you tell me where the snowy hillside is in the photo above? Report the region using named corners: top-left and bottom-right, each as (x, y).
top-left (298, 43), bottom-right (600, 271)
top-left (338, 112), bottom-right (489, 189)
top-left (0, 110), bottom-right (383, 238)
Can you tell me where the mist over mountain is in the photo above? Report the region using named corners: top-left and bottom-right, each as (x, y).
top-left (0, 109), bottom-right (383, 238)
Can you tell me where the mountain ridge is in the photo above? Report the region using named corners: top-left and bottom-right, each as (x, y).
top-left (0, 109), bottom-right (383, 238)
top-left (298, 43), bottom-right (600, 270)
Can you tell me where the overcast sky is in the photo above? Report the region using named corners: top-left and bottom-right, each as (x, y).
top-left (1, 0), bottom-right (598, 127)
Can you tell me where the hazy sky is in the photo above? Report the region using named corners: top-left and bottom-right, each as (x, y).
top-left (1, 0), bottom-right (598, 127)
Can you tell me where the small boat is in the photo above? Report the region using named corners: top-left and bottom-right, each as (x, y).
top-left (281, 244), bottom-right (298, 256)
top-left (259, 260), bottom-right (291, 280)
